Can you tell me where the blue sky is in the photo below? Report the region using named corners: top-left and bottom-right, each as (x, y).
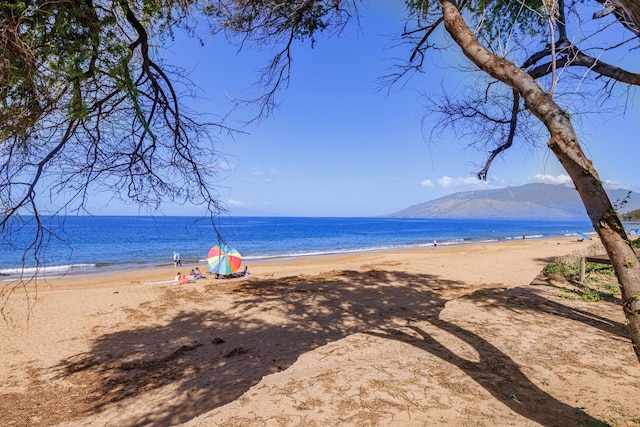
top-left (100, 3), bottom-right (639, 217)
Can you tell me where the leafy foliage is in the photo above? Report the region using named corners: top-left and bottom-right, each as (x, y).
top-left (1, 0), bottom-right (224, 275)
top-left (467, 0), bottom-right (549, 44)
top-left (206, 1), bottom-right (350, 44)
top-left (405, 0), bottom-right (550, 49)
top-left (0, 0), bottom-right (223, 214)
top-left (621, 209), bottom-right (640, 221)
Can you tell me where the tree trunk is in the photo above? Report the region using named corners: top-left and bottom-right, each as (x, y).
top-left (439, 0), bottom-right (640, 362)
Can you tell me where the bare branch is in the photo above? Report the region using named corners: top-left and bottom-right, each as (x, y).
top-left (207, 0), bottom-right (358, 121)
top-left (526, 42), bottom-right (640, 85)
top-left (477, 90), bottom-right (520, 180)
top-left (593, 0), bottom-right (640, 37)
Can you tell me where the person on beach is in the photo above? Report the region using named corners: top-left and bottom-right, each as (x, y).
top-left (433, 239), bottom-right (437, 248)
top-left (173, 252), bottom-right (182, 267)
top-left (190, 268), bottom-right (205, 280)
top-left (175, 272), bottom-right (189, 284)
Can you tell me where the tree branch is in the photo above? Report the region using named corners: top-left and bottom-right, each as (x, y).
top-left (477, 90), bottom-right (520, 180)
top-left (593, 0), bottom-right (640, 37)
top-left (525, 42), bottom-right (640, 85)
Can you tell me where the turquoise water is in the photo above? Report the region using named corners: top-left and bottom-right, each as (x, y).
top-left (1, 215), bottom-right (595, 277)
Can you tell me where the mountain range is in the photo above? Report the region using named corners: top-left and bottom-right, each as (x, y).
top-left (390, 183), bottom-right (640, 219)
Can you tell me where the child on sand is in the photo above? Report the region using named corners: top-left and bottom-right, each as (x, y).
top-left (175, 272), bottom-right (189, 284)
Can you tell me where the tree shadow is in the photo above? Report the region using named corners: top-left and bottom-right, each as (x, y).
top-left (365, 319), bottom-right (603, 426)
top-left (465, 284), bottom-right (628, 339)
top-left (50, 269), bottom-right (609, 426)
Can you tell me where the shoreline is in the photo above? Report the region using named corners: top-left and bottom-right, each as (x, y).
top-left (2, 214), bottom-right (601, 279)
top-left (1, 233), bottom-right (593, 285)
top-left (1, 235), bottom-right (594, 292)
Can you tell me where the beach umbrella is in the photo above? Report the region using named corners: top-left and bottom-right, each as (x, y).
top-left (207, 244), bottom-right (242, 275)
top-left (577, 231), bottom-right (591, 241)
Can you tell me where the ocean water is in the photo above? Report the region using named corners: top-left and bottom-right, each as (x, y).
top-left (1, 215), bottom-right (595, 278)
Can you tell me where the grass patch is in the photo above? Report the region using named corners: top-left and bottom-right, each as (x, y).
top-left (543, 261), bottom-right (580, 281)
top-left (470, 289), bottom-right (490, 298)
top-left (543, 243), bottom-right (623, 302)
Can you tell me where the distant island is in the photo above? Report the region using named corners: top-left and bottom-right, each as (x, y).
top-left (390, 183), bottom-right (640, 219)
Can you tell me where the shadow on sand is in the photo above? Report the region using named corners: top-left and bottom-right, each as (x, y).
top-left (51, 269), bottom-right (622, 426)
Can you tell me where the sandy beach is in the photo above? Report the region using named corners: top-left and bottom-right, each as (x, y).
top-left (1, 237), bottom-right (639, 426)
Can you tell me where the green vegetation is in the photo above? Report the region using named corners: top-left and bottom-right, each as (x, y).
top-left (542, 261), bottom-right (579, 279)
top-left (1, 0), bottom-right (223, 228)
top-left (543, 258), bottom-right (621, 302)
top-left (621, 209), bottom-right (640, 221)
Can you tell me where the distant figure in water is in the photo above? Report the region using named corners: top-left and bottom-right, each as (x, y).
top-left (173, 251), bottom-right (182, 267)
top-left (433, 239), bottom-right (437, 248)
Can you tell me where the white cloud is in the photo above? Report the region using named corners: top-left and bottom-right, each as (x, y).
top-left (209, 157), bottom-right (238, 172)
top-left (226, 199), bottom-right (249, 207)
top-left (529, 173), bottom-right (573, 186)
top-left (251, 167), bottom-right (276, 182)
top-left (437, 176), bottom-right (453, 187)
top-left (601, 179), bottom-right (626, 190)
top-left (420, 175), bottom-right (510, 192)
top-left (437, 175), bottom-right (488, 187)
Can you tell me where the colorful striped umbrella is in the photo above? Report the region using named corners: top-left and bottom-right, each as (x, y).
top-left (207, 244), bottom-right (242, 275)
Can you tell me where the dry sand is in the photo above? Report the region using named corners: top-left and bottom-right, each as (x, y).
top-left (1, 237), bottom-right (639, 426)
